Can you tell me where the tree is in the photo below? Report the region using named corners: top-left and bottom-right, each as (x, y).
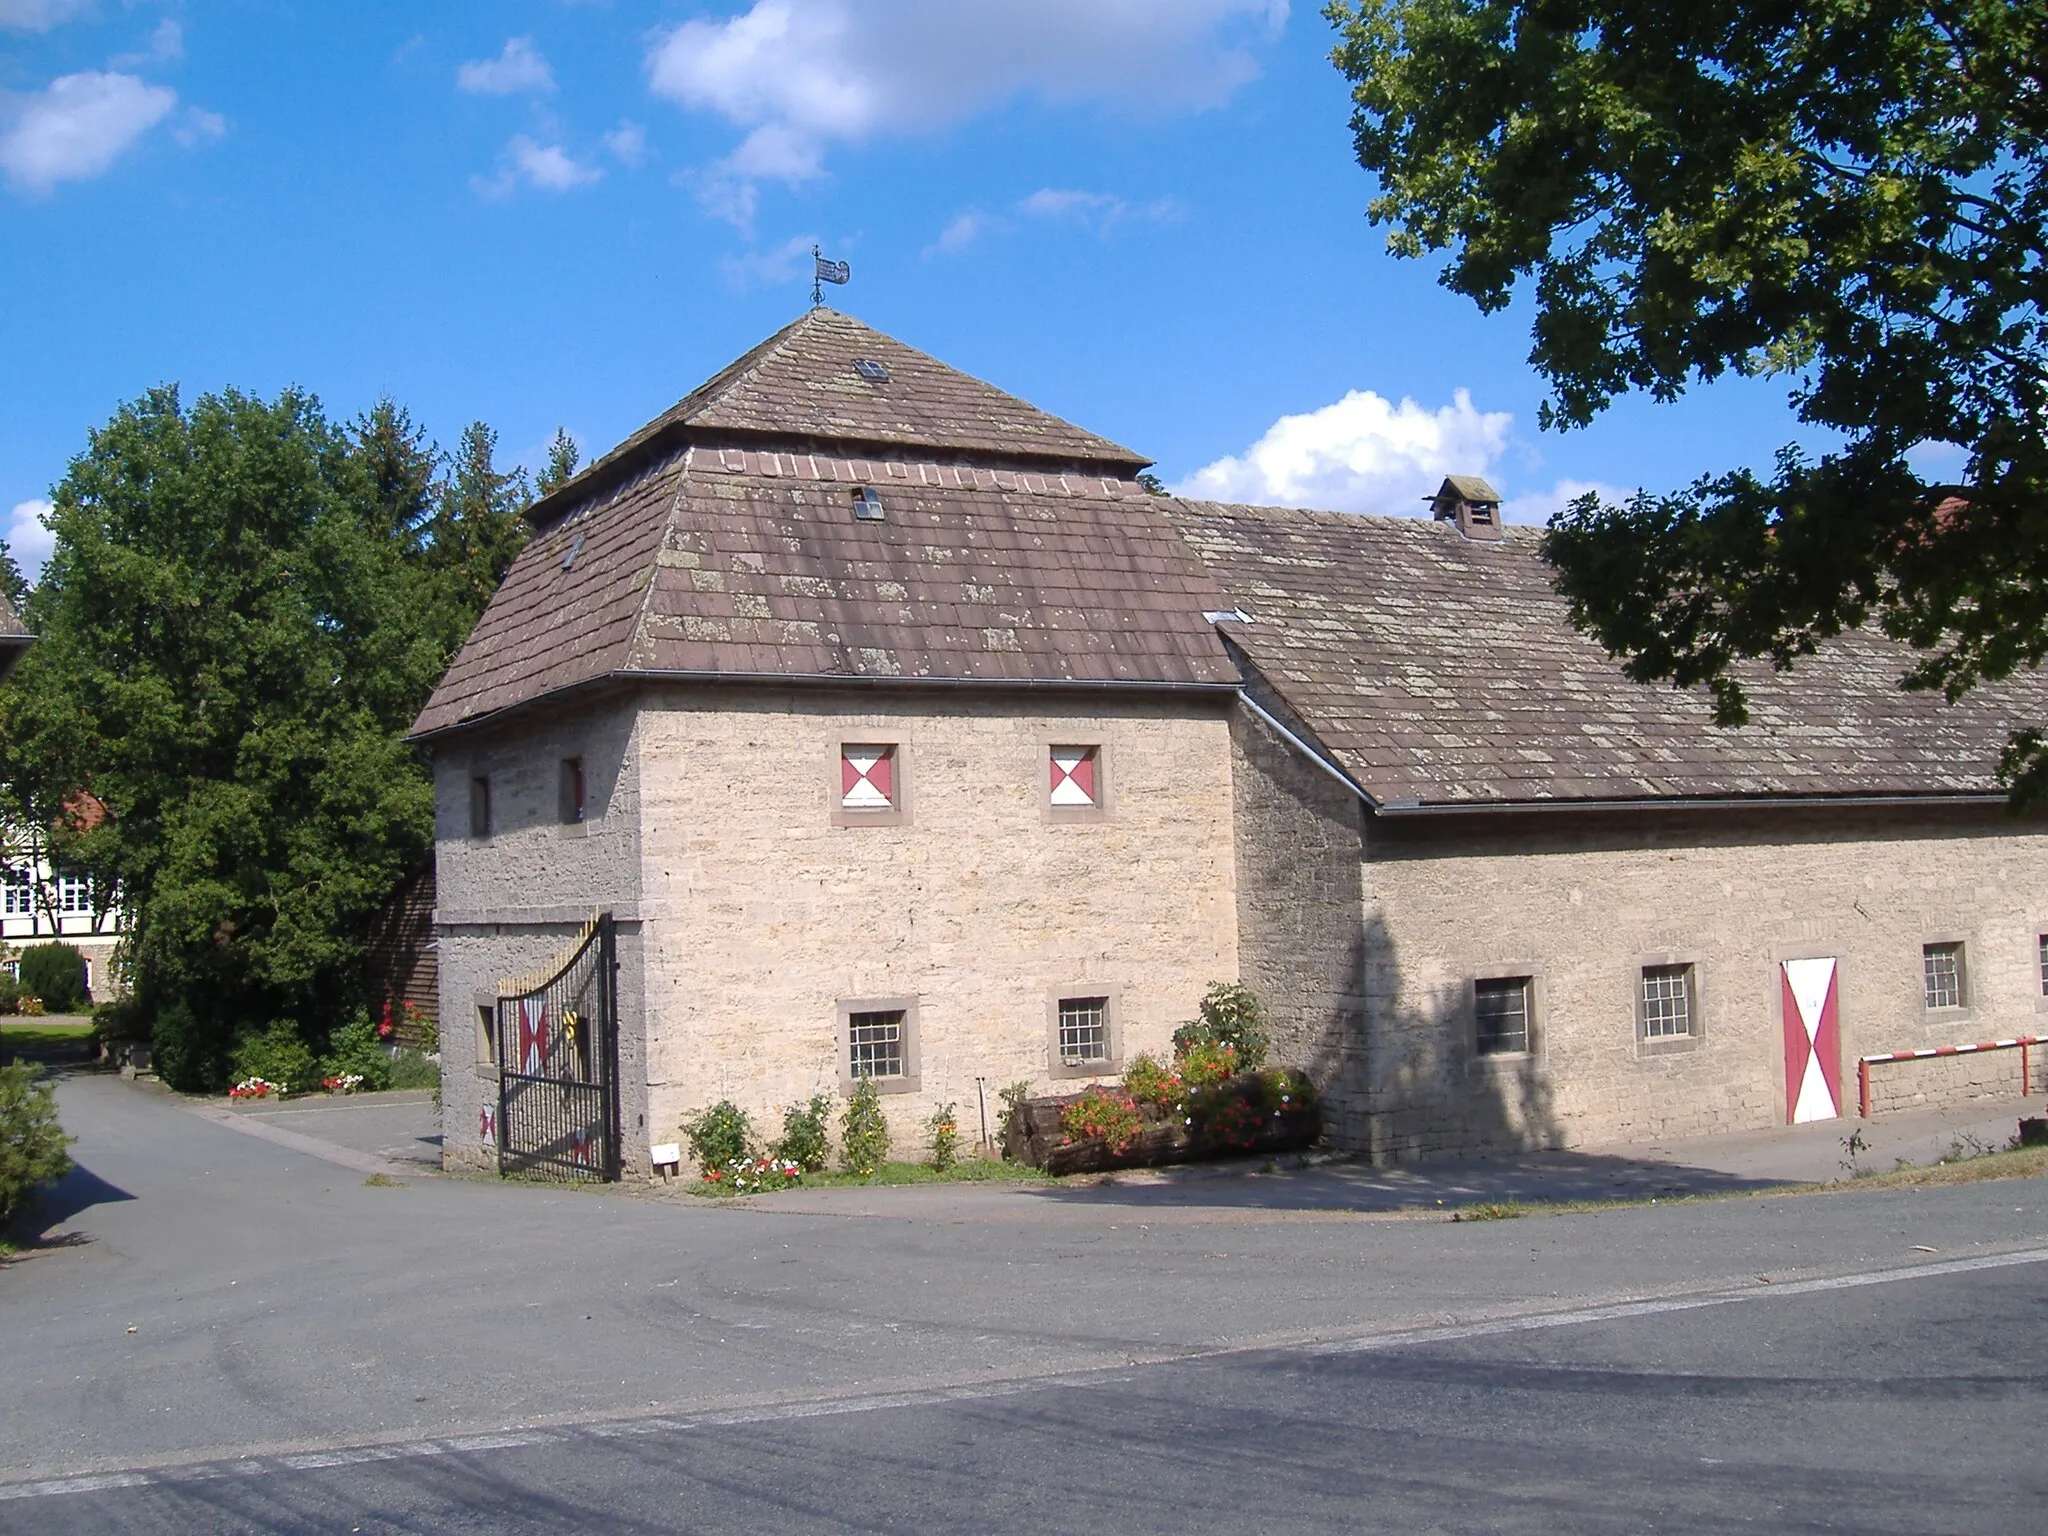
top-left (1329, 2), bottom-right (2048, 790)
top-left (0, 386), bottom-right (482, 1088)
top-left (536, 428), bottom-right (581, 494)
top-left (0, 539), bottom-right (26, 612)
top-left (423, 422), bottom-right (531, 651)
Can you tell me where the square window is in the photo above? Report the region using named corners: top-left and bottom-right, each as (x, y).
top-left (1474, 977), bottom-right (1531, 1056)
top-left (848, 1010), bottom-right (906, 1080)
top-left (1050, 746), bottom-right (1099, 808)
top-left (469, 775), bottom-right (492, 839)
top-left (1639, 964), bottom-right (1696, 1040)
top-left (841, 745), bottom-right (896, 811)
top-left (1923, 942), bottom-right (1966, 1010)
top-left (559, 758), bottom-right (586, 824)
top-left (1058, 997), bottom-right (1110, 1066)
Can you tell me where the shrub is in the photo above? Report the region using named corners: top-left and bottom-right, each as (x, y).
top-left (93, 996), bottom-right (144, 1041)
top-left (1060, 1087), bottom-right (1143, 1154)
top-left (18, 943), bottom-right (87, 1014)
top-left (230, 1021), bottom-right (318, 1097)
top-left (1172, 981), bottom-right (1270, 1070)
top-left (683, 1100), bottom-right (753, 1177)
top-left (926, 1101), bottom-right (960, 1171)
top-left (996, 1079), bottom-right (1034, 1140)
top-left (772, 1094), bottom-right (833, 1173)
top-left (1189, 1067), bottom-right (1320, 1151)
top-left (0, 974), bottom-right (19, 1015)
top-left (387, 1048), bottom-right (439, 1090)
top-left (1122, 1052), bottom-right (1182, 1109)
top-left (1, 1062), bottom-right (73, 1226)
top-left (320, 1013), bottom-right (393, 1092)
top-left (840, 1077), bottom-right (891, 1177)
top-left (1177, 1038), bottom-right (1240, 1092)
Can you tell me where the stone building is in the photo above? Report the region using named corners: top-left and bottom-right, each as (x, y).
top-left (412, 310), bottom-right (2048, 1176)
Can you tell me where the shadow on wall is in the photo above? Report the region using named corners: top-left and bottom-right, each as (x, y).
top-left (1297, 912), bottom-right (1568, 1168)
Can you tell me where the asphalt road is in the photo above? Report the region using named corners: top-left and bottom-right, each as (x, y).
top-left (5, 1074), bottom-right (2045, 1532)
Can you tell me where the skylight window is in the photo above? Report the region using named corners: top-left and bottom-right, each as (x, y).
top-left (852, 487), bottom-right (885, 520)
top-left (853, 358), bottom-right (889, 382)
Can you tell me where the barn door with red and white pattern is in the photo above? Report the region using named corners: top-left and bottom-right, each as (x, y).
top-left (1781, 957), bottom-right (1842, 1124)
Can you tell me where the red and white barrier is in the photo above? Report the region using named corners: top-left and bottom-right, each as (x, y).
top-left (1857, 1036), bottom-right (2038, 1119)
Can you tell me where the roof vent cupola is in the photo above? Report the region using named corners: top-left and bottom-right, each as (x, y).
top-left (1428, 475), bottom-right (1505, 541)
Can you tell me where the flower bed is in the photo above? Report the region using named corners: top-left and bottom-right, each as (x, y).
top-left (1006, 1067), bottom-right (1321, 1175)
top-left (228, 1077), bottom-right (285, 1101)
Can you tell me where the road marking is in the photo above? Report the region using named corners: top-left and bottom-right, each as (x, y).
top-left (4, 1243), bottom-right (2043, 1504)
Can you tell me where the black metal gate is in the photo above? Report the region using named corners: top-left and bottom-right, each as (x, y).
top-left (496, 913), bottom-right (620, 1182)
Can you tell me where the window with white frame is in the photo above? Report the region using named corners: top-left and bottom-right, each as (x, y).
top-left (847, 1009), bottom-right (907, 1080)
top-left (1923, 941), bottom-right (1967, 1010)
top-left (3, 877), bottom-right (33, 916)
top-left (2036, 934), bottom-right (2046, 997)
top-left (840, 745), bottom-right (897, 811)
top-left (1057, 997), bottom-right (1110, 1067)
top-left (1474, 977), bottom-right (1532, 1056)
top-left (57, 874), bottom-right (91, 915)
top-left (1049, 746), bottom-right (1100, 809)
top-left (1639, 964), bottom-right (1697, 1040)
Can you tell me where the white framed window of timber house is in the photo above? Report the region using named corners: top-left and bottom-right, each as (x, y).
top-left (1048, 990), bottom-right (1119, 1079)
top-left (839, 997), bottom-right (920, 1093)
top-left (1635, 957), bottom-right (1704, 1054)
top-left (833, 743), bottom-right (909, 827)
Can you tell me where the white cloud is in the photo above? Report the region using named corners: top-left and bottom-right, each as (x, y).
top-left (5, 499), bottom-right (53, 584)
top-left (1019, 186), bottom-right (1184, 231)
top-left (603, 122), bottom-right (648, 167)
top-left (457, 36), bottom-right (556, 96)
top-left (1173, 389), bottom-right (1513, 515)
top-left (172, 106), bottom-right (226, 148)
top-left (0, 0), bottom-right (91, 33)
top-left (0, 71), bottom-right (177, 194)
top-left (472, 135), bottom-right (602, 197)
top-left (649, 0), bottom-right (1286, 224)
top-left (924, 209), bottom-right (998, 258)
top-left (112, 17), bottom-right (183, 68)
top-left (1500, 477), bottom-right (1633, 526)
top-left (717, 232), bottom-right (821, 291)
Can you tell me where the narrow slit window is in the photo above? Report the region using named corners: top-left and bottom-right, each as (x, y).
top-left (560, 757), bottom-right (586, 824)
top-left (469, 775), bottom-right (492, 839)
top-left (477, 1004), bottom-right (497, 1066)
top-left (2038, 934), bottom-right (2047, 997)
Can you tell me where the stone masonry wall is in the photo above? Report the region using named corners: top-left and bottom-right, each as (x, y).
top-left (634, 687), bottom-right (1240, 1168)
top-left (433, 698), bottom-right (648, 1174)
top-left (1228, 714), bottom-right (2048, 1161)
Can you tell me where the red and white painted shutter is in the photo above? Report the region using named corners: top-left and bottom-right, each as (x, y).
top-left (1781, 957), bottom-right (1842, 1124)
top-left (842, 746), bottom-right (894, 810)
top-left (518, 998), bottom-right (549, 1076)
top-left (1050, 746), bottom-right (1098, 807)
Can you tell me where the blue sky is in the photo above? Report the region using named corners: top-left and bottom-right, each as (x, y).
top-left (1, 1), bottom-right (1822, 581)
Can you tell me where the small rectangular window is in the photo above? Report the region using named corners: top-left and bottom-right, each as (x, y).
top-left (56, 874), bottom-right (91, 915)
top-left (3, 879), bottom-right (32, 916)
top-left (1923, 942), bottom-right (1966, 1010)
top-left (559, 758), bottom-right (585, 824)
top-left (848, 1010), bottom-right (906, 1080)
top-left (1049, 746), bottom-right (1100, 808)
top-left (1474, 977), bottom-right (1531, 1056)
top-left (477, 1004), bottom-right (497, 1066)
top-left (469, 775), bottom-right (492, 839)
top-left (2037, 935), bottom-right (2046, 997)
top-left (1057, 997), bottom-right (1110, 1066)
top-left (1639, 964), bottom-right (1696, 1040)
top-left (841, 745), bottom-right (896, 811)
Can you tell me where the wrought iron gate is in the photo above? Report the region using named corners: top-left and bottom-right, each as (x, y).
top-left (495, 913), bottom-right (620, 1182)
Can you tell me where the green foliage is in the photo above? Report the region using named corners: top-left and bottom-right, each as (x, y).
top-left (1188, 1067), bottom-right (1320, 1152)
top-left (386, 1048), bottom-right (439, 1091)
top-left (0, 537), bottom-right (26, 612)
top-left (1121, 1052), bottom-right (1184, 1109)
top-left (0, 1063), bottom-right (72, 1226)
top-left (996, 1079), bottom-right (1034, 1137)
top-left (0, 974), bottom-right (18, 1015)
top-left (92, 996), bottom-right (145, 1041)
top-left (320, 1012), bottom-right (393, 1092)
top-left (0, 386), bottom-right (531, 1088)
top-left (1176, 1039), bottom-right (1240, 1092)
top-left (18, 942), bottom-right (87, 1012)
top-left (536, 429), bottom-right (582, 494)
top-left (1059, 1087), bottom-right (1143, 1155)
top-left (1172, 981), bottom-right (1269, 1069)
top-left (1328, 0), bottom-right (2048, 792)
top-left (771, 1094), bottom-right (834, 1172)
top-left (926, 1101), bottom-right (960, 1171)
top-left (682, 1100), bottom-right (753, 1173)
top-left (839, 1077), bottom-right (891, 1178)
top-left (231, 1021), bottom-right (317, 1095)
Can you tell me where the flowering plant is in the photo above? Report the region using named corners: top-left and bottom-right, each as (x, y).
top-left (1059, 1086), bottom-right (1143, 1154)
top-left (229, 1077), bottom-right (283, 1100)
top-left (1121, 1052), bottom-right (1184, 1110)
top-left (322, 1073), bottom-right (365, 1095)
top-left (724, 1154), bottom-right (803, 1194)
top-left (1176, 1039), bottom-right (1239, 1092)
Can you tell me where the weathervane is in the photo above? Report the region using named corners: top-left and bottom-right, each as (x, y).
top-left (811, 244), bottom-right (850, 306)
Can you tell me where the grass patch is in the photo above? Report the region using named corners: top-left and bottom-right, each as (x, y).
top-left (363, 1172), bottom-right (405, 1188)
top-left (0, 1021), bottom-right (95, 1055)
top-left (1451, 1201), bottom-right (1528, 1221)
top-left (386, 1049), bottom-right (439, 1091)
top-left (1832, 1142), bottom-right (2048, 1191)
top-left (692, 1157), bottom-right (1054, 1196)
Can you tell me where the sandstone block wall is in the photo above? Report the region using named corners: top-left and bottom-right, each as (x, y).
top-left (634, 686), bottom-right (1240, 1166)
top-left (1229, 712), bottom-right (2048, 1160)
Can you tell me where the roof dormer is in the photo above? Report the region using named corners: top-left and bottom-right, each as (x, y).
top-left (1428, 475), bottom-right (1505, 541)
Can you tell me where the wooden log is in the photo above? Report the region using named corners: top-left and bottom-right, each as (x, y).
top-left (1009, 1087), bottom-right (1321, 1174)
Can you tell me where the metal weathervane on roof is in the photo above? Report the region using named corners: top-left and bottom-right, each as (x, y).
top-left (811, 245), bottom-right (850, 307)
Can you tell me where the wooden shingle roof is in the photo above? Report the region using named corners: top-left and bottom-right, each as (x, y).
top-left (1168, 500), bottom-right (2039, 807)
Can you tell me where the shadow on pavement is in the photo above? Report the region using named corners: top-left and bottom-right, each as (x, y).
top-left (1012, 1149), bottom-right (1795, 1214)
top-left (5, 1160), bottom-right (135, 1251)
